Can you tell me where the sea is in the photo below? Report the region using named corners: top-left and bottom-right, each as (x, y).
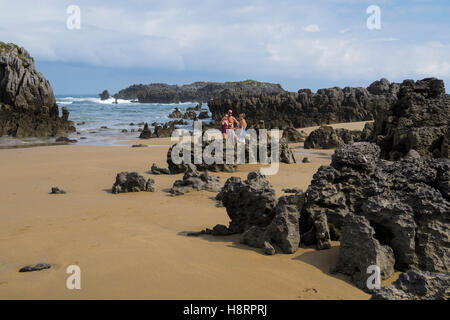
top-left (0, 95), bottom-right (212, 147)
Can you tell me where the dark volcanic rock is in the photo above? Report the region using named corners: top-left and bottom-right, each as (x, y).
top-left (139, 123), bottom-right (153, 139)
top-left (115, 80), bottom-right (285, 103)
top-left (168, 108), bottom-right (183, 118)
top-left (182, 111), bottom-right (198, 120)
top-left (333, 213), bottom-right (395, 290)
top-left (208, 81), bottom-right (394, 129)
top-left (371, 270), bottom-right (450, 300)
top-left (170, 164), bottom-right (222, 196)
top-left (198, 111), bottom-right (209, 119)
top-left (50, 187), bottom-right (66, 194)
top-left (0, 42), bottom-right (75, 138)
top-left (302, 142), bottom-right (450, 276)
top-left (282, 127), bottom-right (307, 143)
top-left (187, 103), bottom-right (202, 111)
top-left (19, 263), bottom-right (51, 272)
top-left (370, 78), bottom-right (450, 159)
top-left (151, 163), bottom-right (170, 175)
top-left (99, 90), bottom-right (110, 101)
top-left (215, 172), bottom-right (305, 254)
top-left (304, 125), bottom-right (363, 149)
top-left (220, 171), bottom-right (277, 233)
top-left (112, 172), bottom-right (155, 194)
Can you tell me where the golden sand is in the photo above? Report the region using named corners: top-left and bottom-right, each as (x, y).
top-left (0, 122), bottom-right (381, 299)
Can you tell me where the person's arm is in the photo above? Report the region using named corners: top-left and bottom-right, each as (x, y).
top-left (233, 116), bottom-right (239, 127)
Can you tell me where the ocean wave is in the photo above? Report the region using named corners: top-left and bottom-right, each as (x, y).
top-left (56, 96), bottom-right (133, 105)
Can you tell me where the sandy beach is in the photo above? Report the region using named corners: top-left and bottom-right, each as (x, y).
top-left (0, 121), bottom-right (395, 300)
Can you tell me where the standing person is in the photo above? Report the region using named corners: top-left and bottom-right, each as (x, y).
top-left (221, 116), bottom-right (230, 140)
top-left (237, 113), bottom-right (247, 143)
top-left (224, 109), bottom-right (239, 143)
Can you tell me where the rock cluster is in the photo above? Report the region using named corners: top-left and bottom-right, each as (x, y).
top-left (168, 108), bottom-right (183, 118)
top-left (112, 172), bottom-right (155, 194)
top-left (367, 78), bottom-right (450, 159)
top-left (170, 164), bottom-right (222, 196)
top-left (301, 142), bottom-right (449, 285)
top-left (371, 270), bottom-right (449, 300)
top-left (304, 125), bottom-right (364, 149)
top-left (208, 81), bottom-right (394, 129)
top-left (166, 134), bottom-right (296, 174)
top-left (99, 90), bottom-right (110, 101)
top-left (0, 42), bottom-right (75, 138)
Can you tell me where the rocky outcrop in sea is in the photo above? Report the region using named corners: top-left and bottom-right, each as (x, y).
top-left (0, 42), bottom-right (75, 138)
top-left (115, 80), bottom-right (285, 103)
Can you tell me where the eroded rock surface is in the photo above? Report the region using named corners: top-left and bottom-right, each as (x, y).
top-left (112, 172), bottom-right (155, 194)
top-left (0, 42), bottom-right (75, 137)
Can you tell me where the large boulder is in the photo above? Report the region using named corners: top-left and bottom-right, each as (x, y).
top-left (370, 78), bottom-right (449, 159)
top-left (220, 171), bottom-right (277, 233)
top-left (0, 42), bottom-right (75, 137)
top-left (112, 172), bottom-right (155, 194)
top-left (304, 125), bottom-right (363, 149)
top-left (371, 270), bottom-right (449, 300)
top-left (282, 127), bottom-right (307, 143)
top-left (213, 172), bottom-right (304, 255)
top-left (170, 164), bottom-right (222, 196)
top-left (333, 213), bottom-right (395, 290)
top-left (99, 90), bottom-right (110, 101)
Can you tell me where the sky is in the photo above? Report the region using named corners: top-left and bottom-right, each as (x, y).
top-left (0, 0), bottom-right (449, 94)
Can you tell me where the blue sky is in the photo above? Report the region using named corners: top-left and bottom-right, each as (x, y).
top-left (1, 0), bottom-right (449, 94)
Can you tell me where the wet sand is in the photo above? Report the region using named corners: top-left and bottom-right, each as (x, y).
top-left (0, 121), bottom-right (381, 299)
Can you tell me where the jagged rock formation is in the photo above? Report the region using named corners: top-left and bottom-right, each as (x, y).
top-left (112, 172), bottom-right (155, 194)
top-left (217, 172), bottom-right (278, 233)
top-left (187, 103), bottom-right (202, 111)
top-left (332, 213), bottom-right (395, 290)
top-left (282, 127), bottom-right (307, 143)
top-left (168, 108), bottom-right (183, 118)
top-left (115, 80), bottom-right (285, 103)
top-left (302, 142), bottom-right (450, 277)
top-left (198, 111), bottom-right (209, 119)
top-left (182, 111), bottom-right (197, 120)
top-left (170, 164), bottom-right (222, 196)
top-left (166, 132), bottom-right (296, 174)
top-left (151, 163), bottom-right (170, 175)
top-left (99, 90), bottom-right (110, 101)
top-left (208, 80), bottom-right (395, 129)
top-left (367, 78), bottom-right (450, 159)
top-left (139, 123), bottom-right (152, 139)
top-left (0, 42), bottom-right (75, 138)
top-left (371, 270), bottom-right (449, 300)
top-left (304, 125), bottom-right (364, 149)
top-left (167, 141), bottom-right (239, 174)
top-left (210, 172), bottom-right (305, 255)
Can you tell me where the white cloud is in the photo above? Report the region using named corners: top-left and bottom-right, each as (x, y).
top-left (303, 24), bottom-right (321, 33)
top-left (0, 0), bottom-right (449, 86)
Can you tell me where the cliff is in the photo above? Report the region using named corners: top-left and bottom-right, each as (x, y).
top-left (0, 42), bottom-right (75, 138)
